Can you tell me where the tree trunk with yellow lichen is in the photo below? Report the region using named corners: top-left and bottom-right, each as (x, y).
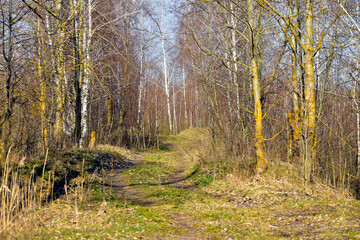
top-left (302, 0), bottom-right (316, 183)
top-left (252, 58), bottom-right (265, 174)
top-left (289, 0), bottom-right (301, 162)
top-left (248, 0), bottom-right (265, 174)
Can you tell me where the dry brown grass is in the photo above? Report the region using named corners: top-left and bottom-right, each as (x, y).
top-left (95, 144), bottom-right (131, 157)
top-left (0, 148), bottom-right (92, 238)
top-left (0, 150), bottom-right (43, 235)
top-left (188, 128), bottom-right (353, 204)
top-left (202, 159), bottom-right (353, 208)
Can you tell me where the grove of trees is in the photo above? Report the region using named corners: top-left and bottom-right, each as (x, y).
top-left (1, 0), bottom-right (360, 197)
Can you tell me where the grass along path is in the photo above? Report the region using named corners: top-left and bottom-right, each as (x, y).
top-left (8, 129), bottom-right (360, 239)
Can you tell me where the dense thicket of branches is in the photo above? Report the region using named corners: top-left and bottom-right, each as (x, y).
top-left (1, 0), bottom-right (360, 196)
top-left (177, 0), bottom-right (360, 194)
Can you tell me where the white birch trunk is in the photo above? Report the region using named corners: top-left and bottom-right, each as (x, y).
top-left (225, 52), bottom-right (233, 118)
top-left (230, 2), bottom-right (240, 121)
top-left (137, 9), bottom-right (144, 130)
top-left (80, 0), bottom-right (92, 147)
top-left (54, 0), bottom-right (66, 141)
top-left (356, 88), bottom-right (360, 176)
top-left (155, 83), bottom-right (160, 148)
top-left (172, 82), bottom-right (177, 134)
top-left (195, 86), bottom-right (199, 127)
top-left (161, 0), bottom-right (172, 133)
top-left (357, 2), bottom-right (360, 177)
top-left (45, 15), bottom-right (55, 143)
top-left (182, 65), bottom-right (188, 127)
top-left (354, 66), bottom-right (360, 176)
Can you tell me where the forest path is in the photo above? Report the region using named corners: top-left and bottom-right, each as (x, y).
top-left (103, 130), bottom-right (208, 239)
top-left (13, 129), bottom-right (360, 239)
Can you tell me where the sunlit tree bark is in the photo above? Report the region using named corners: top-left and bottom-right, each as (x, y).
top-left (53, 0), bottom-right (66, 145)
top-left (248, 0), bottom-right (265, 174)
top-left (182, 65), bottom-right (188, 128)
top-left (71, 0), bottom-right (82, 146)
top-left (36, 7), bottom-right (48, 153)
top-left (302, 0), bottom-right (316, 183)
top-left (137, 9), bottom-right (145, 146)
top-left (229, 2), bottom-right (240, 121)
top-left (288, 0), bottom-right (301, 162)
top-left (257, 0), bottom-right (321, 182)
top-left (161, 0), bottom-right (172, 133)
top-left (80, 0), bottom-right (93, 147)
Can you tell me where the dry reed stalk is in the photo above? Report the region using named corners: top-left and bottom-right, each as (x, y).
top-left (39, 149), bottom-right (48, 207)
top-left (0, 148), bottom-right (38, 234)
top-left (0, 147), bottom-right (57, 235)
top-left (1, 147), bottom-right (13, 231)
top-left (65, 175), bottom-right (69, 203)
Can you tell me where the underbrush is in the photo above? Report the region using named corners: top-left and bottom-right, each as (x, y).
top-left (194, 129), bottom-right (354, 204)
top-left (200, 158), bottom-right (353, 208)
top-left (0, 146), bottom-right (128, 237)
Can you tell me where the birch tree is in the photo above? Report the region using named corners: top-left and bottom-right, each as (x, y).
top-left (53, 0), bottom-right (66, 145)
top-left (137, 8), bottom-right (145, 146)
top-left (70, 0), bottom-right (82, 146)
top-left (36, 4), bottom-right (48, 153)
top-left (229, 2), bottom-right (240, 121)
top-left (161, 0), bottom-right (173, 133)
top-left (182, 64), bottom-right (188, 128)
top-left (80, 0), bottom-right (93, 147)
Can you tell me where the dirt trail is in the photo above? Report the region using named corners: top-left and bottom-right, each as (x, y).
top-left (104, 141), bottom-right (206, 239)
top-left (106, 153), bottom-right (153, 206)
